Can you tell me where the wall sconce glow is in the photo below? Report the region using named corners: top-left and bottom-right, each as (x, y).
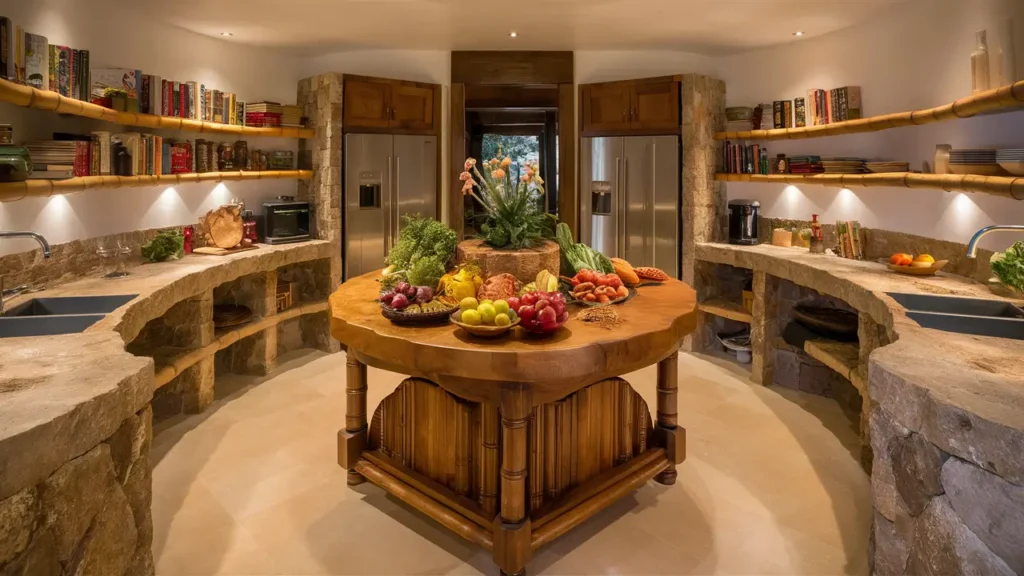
top-left (157, 187), bottom-right (180, 210)
top-left (953, 192), bottom-right (976, 213)
top-left (220, 32), bottom-right (233, 36)
top-left (509, 31), bottom-right (518, 38)
top-left (793, 31), bottom-right (805, 37)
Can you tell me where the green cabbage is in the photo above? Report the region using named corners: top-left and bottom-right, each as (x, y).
top-left (141, 230), bottom-right (184, 262)
top-left (991, 241), bottom-right (1024, 293)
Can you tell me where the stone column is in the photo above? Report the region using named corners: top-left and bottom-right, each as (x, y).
top-left (856, 313), bottom-right (891, 470)
top-left (146, 290), bottom-right (216, 418)
top-left (216, 272), bottom-right (278, 376)
top-left (751, 271), bottom-right (781, 386)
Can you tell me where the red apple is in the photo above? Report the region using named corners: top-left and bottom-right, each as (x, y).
top-left (557, 311), bottom-right (569, 324)
top-left (536, 298), bottom-right (550, 311)
top-left (552, 301), bottom-right (566, 317)
top-left (521, 292), bottom-right (537, 307)
top-left (507, 296), bottom-right (521, 313)
top-left (538, 306), bottom-right (557, 324)
top-left (518, 304), bottom-right (537, 322)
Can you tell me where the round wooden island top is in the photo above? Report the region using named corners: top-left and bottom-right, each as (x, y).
top-left (329, 272), bottom-right (698, 405)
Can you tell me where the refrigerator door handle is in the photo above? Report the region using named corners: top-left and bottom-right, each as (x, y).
top-left (394, 156), bottom-right (400, 249)
top-left (386, 155), bottom-right (393, 254)
top-left (651, 144), bottom-right (656, 266)
top-left (620, 157), bottom-right (628, 258)
top-left (614, 157), bottom-right (621, 257)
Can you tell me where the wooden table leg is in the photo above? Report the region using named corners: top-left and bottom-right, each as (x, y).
top-left (655, 352), bottom-right (684, 485)
top-left (493, 385), bottom-right (532, 576)
top-left (338, 354), bottom-right (368, 486)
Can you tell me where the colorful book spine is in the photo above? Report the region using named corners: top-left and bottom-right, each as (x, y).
top-left (794, 97), bottom-right (806, 128)
top-left (772, 101), bottom-right (783, 129)
top-left (783, 100), bottom-right (793, 128)
top-left (199, 84), bottom-right (206, 120)
top-left (91, 131), bottom-right (111, 175)
top-left (845, 86), bottom-right (862, 120)
top-left (186, 81), bottom-right (197, 119)
top-left (178, 83), bottom-right (187, 119)
top-left (72, 141), bottom-right (89, 177)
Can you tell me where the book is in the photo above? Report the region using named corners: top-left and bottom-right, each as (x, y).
top-left (148, 75), bottom-right (162, 117)
top-left (172, 81), bottom-right (180, 117)
top-left (211, 90), bottom-right (223, 123)
top-left (78, 50), bottom-right (89, 102)
top-left (772, 101), bottom-right (783, 129)
top-left (72, 141), bottom-right (89, 177)
top-left (794, 97), bottom-right (806, 128)
top-left (844, 86), bottom-right (862, 120)
top-left (14, 23), bottom-right (23, 83)
top-left (91, 68), bottom-right (138, 101)
top-left (89, 136), bottom-right (99, 175)
top-left (23, 32), bottom-right (47, 89)
top-left (161, 80), bottom-right (169, 115)
top-left (187, 81), bottom-right (197, 119)
top-left (91, 131), bottom-right (111, 175)
top-left (178, 82), bottom-right (186, 119)
top-left (140, 75), bottom-right (151, 114)
top-left (0, 17), bottom-right (13, 81)
top-left (783, 100), bottom-right (793, 128)
top-left (199, 84), bottom-right (206, 120)
top-left (236, 100), bottom-right (246, 126)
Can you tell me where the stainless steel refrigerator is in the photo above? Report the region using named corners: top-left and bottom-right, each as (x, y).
top-left (344, 133), bottom-right (437, 279)
top-left (580, 136), bottom-right (680, 278)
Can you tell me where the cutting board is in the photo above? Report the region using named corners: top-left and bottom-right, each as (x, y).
top-left (193, 245), bottom-right (259, 256)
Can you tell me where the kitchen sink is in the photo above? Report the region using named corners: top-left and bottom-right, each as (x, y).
top-left (887, 292), bottom-right (1024, 340)
top-left (4, 295), bottom-right (137, 317)
top-left (0, 315), bottom-right (109, 338)
top-left (0, 295), bottom-right (136, 338)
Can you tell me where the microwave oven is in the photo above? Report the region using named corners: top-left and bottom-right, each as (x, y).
top-left (263, 201), bottom-right (310, 244)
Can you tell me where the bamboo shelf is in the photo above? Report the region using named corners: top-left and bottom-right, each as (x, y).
top-left (715, 172), bottom-right (1024, 200)
top-left (0, 78), bottom-right (315, 139)
top-left (0, 170), bottom-right (313, 202)
top-left (803, 339), bottom-right (859, 383)
top-left (715, 80), bottom-right (1024, 141)
top-left (697, 298), bottom-right (753, 323)
top-left (153, 299), bottom-right (329, 389)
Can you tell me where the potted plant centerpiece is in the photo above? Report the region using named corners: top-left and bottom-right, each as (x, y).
top-left (456, 152), bottom-right (560, 283)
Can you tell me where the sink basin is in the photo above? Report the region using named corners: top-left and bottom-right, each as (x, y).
top-left (887, 292), bottom-right (1024, 340)
top-left (0, 294), bottom-right (137, 338)
top-left (0, 314), bottom-right (108, 338)
top-left (4, 295), bottom-right (137, 317)
top-left (886, 293), bottom-right (1024, 319)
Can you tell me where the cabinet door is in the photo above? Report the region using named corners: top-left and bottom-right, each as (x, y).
top-left (344, 79), bottom-right (392, 129)
top-left (582, 84), bottom-right (632, 132)
top-left (390, 84), bottom-right (434, 131)
top-left (630, 81), bottom-right (679, 131)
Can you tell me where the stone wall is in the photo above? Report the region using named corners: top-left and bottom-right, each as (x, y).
top-left (758, 217), bottom-right (996, 283)
top-left (0, 406), bottom-right (154, 576)
top-left (871, 406), bottom-right (1023, 575)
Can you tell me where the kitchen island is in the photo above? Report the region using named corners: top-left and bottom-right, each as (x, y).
top-left (329, 272), bottom-right (699, 576)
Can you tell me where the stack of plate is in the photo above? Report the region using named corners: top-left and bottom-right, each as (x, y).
top-left (949, 149), bottom-right (1005, 176)
top-left (866, 161), bottom-right (910, 173)
top-left (821, 158), bottom-right (868, 174)
top-left (996, 149), bottom-right (1024, 175)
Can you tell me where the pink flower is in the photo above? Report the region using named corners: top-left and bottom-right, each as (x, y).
top-left (521, 174), bottom-right (530, 182)
top-left (491, 169), bottom-right (506, 180)
top-left (489, 158), bottom-right (500, 166)
top-left (464, 158), bottom-right (477, 170)
top-left (500, 157), bottom-right (512, 168)
top-left (459, 171), bottom-right (472, 181)
top-left (525, 169), bottom-right (534, 179)
top-left (461, 180), bottom-right (475, 195)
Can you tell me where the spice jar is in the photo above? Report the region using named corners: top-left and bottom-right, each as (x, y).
top-left (218, 142), bottom-right (234, 170)
top-left (234, 141), bottom-right (249, 170)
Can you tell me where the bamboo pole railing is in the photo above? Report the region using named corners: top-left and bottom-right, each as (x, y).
top-left (153, 300), bottom-right (329, 389)
top-left (715, 81), bottom-right (1024, 141)
top-left (0, 78), bottom-right (315, 138)
top-left (0, 170), bottom-right (313, 202)
top-left (715, 172), bottom-right (1024, 200)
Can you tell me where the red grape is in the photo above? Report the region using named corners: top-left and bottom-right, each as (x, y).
top-left (538, 306), bottom-right (557, 324)
top-left (518, 305), bottom-right (537, 322)
top-left (536, 299), bottom-right (550, 311)
top-left (507, 296), bottom-right (521, 312)
top-left (521, 293), bottom-right (537, 307)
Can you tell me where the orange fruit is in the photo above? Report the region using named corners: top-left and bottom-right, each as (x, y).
top-left (913, 254), bottom-right (935, 264)
top-left (889, 253), bottom-right (913, 266)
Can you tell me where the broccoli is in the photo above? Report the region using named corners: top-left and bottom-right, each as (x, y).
top-left (384, 215), bottom-right (457, 273)
top-left (406, 255), bottom-right (446, 288)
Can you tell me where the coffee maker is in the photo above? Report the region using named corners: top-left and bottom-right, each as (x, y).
top-left (728, 199), bottom-right (760, 245)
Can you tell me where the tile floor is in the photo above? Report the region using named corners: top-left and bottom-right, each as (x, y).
top-left (152, 350), bottom-right (872, 576)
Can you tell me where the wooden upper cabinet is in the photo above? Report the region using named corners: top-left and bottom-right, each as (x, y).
top-left (391, 84), bottom-right (434, 131)
top-left (581, 84), bottom-right (632, 132)
top-left (580, 76), bottom-right (680, 135)
top-left (344, 78), bottom-right (392, 129)
top-left (344, 75), bottom-right (438, 132)
top-left (632, 80), bottom-right (679, 130)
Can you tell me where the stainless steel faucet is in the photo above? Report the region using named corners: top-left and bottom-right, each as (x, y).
top-left (0, 231), bottom-right (51, 314)
top-left (966, 225), bottom-right (1024, 258)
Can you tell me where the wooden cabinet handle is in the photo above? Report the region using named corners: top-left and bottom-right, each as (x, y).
top-left (391, 107), bottom-right (396, 120)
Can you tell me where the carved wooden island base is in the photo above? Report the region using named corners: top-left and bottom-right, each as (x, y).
top-left (330, 273), bottom-right (697, 575)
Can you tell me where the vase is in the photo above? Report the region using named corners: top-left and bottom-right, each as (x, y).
top-left (456, 239), bottom-right (561, 284)
top-left (111, 95), bottom-right (127, 112)
top-left (995, 18), bottom-right (1017, 86)
top-left (971, 30), bottom-right (991, 94)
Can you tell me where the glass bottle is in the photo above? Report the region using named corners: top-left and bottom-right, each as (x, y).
top-left (809, 214), bottom-right (825, 254)
top-left (972, 30), bottom-right (991, 94)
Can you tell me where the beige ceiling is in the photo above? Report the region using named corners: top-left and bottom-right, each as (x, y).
top-left (145, 0), bottom-right (906, 55)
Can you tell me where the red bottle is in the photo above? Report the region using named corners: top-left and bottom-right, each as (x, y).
top-left (183, 225), bottom-right (194, 254)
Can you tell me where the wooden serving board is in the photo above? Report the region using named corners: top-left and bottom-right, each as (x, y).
top-left (887, 260), bottom-right (949, 276)
top-left (193, 245), bottom-right (259, 256)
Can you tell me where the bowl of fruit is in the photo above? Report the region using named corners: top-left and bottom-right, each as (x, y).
top-left (514, 291), bottom-right (570, 335)
top-left (380, 282), bottom-right (459, 323)
top-left (451, 297), bottom-right (520, 337)
top-left (886, 253), bottom-right (949, 276)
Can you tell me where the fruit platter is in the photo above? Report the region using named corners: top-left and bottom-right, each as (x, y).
top-left (451, 297), bottom-right (521, 337)
top-left (379, 281), bottom-right (459, 324)
top-left (886, 253), bottom-right (949, 276)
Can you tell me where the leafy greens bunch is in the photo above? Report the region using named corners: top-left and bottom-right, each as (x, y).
top-left (991, 241), bottom-right (1024, 293)
top-left (383, 215), bottom-right (458, 288)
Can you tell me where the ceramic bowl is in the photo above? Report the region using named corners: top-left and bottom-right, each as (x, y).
top-left (948, 163), bottom-right (1008, 176)
top-left (998, 161), bottom-right (1024, 176)
top-left (887, 260), bottom-right (949, 276)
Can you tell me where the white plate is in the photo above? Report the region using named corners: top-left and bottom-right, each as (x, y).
top-left (998, 161), bottom-right (1024, 176)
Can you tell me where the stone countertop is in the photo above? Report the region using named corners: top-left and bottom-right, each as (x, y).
top-left (695, 242), bottom-right (1024, 484)
top-left (0, 241), bottom-right (335, 501)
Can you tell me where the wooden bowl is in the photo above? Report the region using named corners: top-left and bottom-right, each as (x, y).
top-left (948, 164), bottom-right (1007, 176)
top-left (887, 260), bottom-right (949, 276)
top-left (450, 311), bottom-right (520, 338)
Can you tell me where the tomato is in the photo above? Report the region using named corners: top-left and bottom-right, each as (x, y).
top-left (889, 253), bottom-right (913, 267)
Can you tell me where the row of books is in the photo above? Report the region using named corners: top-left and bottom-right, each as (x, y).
top-left (730, 86), bottom-right (864, 132)
top-left (0, 16), bottom-right (306, 128)
top-left (722, 142), bottom-right (770, 175)
top-left (790, 156), bottom-right (824, 174)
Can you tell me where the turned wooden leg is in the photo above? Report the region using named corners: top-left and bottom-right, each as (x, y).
top-left (493, 385), bottom-right (532, 576)
top-left (655, 352), bottom-right (685, 485)
top-left (338, 354), bottom-right (368, 486)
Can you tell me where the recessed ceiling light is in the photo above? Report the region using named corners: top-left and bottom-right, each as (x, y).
top-left (793, 31), bottom-right (805, 37)
top-left (221, 32), bottom-right (233, 36)
top-left (509, 31), bottom-right (518, 38)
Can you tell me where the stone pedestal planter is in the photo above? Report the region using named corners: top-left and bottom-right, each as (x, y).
top-left (456, 239), bottom-right (560, 284)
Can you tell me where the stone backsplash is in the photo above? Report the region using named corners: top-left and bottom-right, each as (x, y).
top-left (758, 217), bottom-right (996, 283)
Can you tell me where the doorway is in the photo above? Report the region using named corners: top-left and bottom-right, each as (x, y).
top-left (449, 51), bottom-right (576, 239)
